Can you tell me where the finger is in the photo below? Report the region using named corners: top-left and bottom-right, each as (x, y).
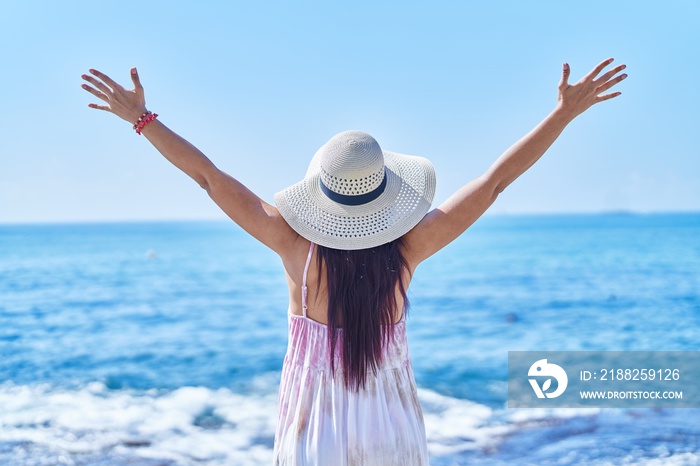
top-left (584, 57), bottom-right (614, 81)
top-left (81, 74), bottom-right (112, 96)
top-left (596, 73), bottom-right (628, 94)
top-left (89, 69), bottom-right (122, 91)
top-left (130, 67), bottom-right (144, 93)
top-left (88, 103), bottom-right (112, 112)
top-left (594, 64), bottom-right (626, 85)
top-left (559, 62), bottom-right (570, 88)
top-left (595, 91), bottom-right (622, 103)
top-left (81, 83), bottom-right (110, 102)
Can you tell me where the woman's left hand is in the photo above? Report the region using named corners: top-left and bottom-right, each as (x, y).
top-left (81, 68), bottom-right (148, 124)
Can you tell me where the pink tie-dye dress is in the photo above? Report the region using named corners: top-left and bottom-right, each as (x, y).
top-left (273, 242), bottom-right (429, 465)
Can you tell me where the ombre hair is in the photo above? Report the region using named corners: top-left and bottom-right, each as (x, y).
top-left (316, 237), bottom-right (410, 391)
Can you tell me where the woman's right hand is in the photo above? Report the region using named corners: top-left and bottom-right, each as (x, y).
top-left (81, 68), bottom-right (149, 125)
top-left (557, 58), bottom-right (627, 119)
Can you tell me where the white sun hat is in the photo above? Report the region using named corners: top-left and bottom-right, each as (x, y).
top-left (274, 130), bottom-right (436, 250)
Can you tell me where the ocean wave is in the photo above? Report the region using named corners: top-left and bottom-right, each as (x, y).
top-left (1, 382), bottom-right (698, 465)
top-left (1, 381), bottom-right (277, 465)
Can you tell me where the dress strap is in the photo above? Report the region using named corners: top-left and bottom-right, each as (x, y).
top-left (302, 242), bottom-right (315, 317)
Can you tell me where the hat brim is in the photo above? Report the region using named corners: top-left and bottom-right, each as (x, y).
top-left (274, 149), bottom-right (436, 250)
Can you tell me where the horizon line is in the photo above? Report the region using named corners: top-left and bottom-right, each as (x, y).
top-left (2, 209), bottom-right (699, 227)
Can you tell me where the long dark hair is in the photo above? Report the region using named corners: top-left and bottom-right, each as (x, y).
top-left (315, 237), bottom-right (410, 391)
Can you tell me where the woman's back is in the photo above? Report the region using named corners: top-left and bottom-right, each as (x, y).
top-left (273, 242), bottom-right (429, 466)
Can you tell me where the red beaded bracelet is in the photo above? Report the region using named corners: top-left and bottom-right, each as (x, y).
top-left (133, 111), bottom-right (158, 135)
top-left (133, 111), bottom-right (151, 130)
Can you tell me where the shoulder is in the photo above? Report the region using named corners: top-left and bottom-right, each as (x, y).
top-left (279, 236), bottom-right (314, 279)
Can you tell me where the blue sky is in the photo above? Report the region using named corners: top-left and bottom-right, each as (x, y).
top-left (1, 0), bottom-right (698, 223)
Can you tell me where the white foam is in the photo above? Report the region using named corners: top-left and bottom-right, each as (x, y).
top-left (1, 382), bottom-right (697, 465)
top-left (418, 388), bottom-right (513, 456)
top-left (632, 453), bottom-right (700, 466)
top-left (0, 382), bottom-right (278, 465)
top-left (508, 405), bottom-right (601, 423)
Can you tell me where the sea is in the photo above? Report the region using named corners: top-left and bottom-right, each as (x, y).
top-left (1, 213), bottom-right (699, 466)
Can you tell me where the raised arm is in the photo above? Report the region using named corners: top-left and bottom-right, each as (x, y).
top-left (81, 68), bottom-right (299, 255)
top-left (403, 58), bottom-right (628, 268)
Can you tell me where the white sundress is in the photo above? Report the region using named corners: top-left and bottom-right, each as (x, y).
top-left (273, 242), bottom-right (429, 465)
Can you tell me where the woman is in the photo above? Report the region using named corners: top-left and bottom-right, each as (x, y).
top-left (81, 58), bottom-right (627, 465)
